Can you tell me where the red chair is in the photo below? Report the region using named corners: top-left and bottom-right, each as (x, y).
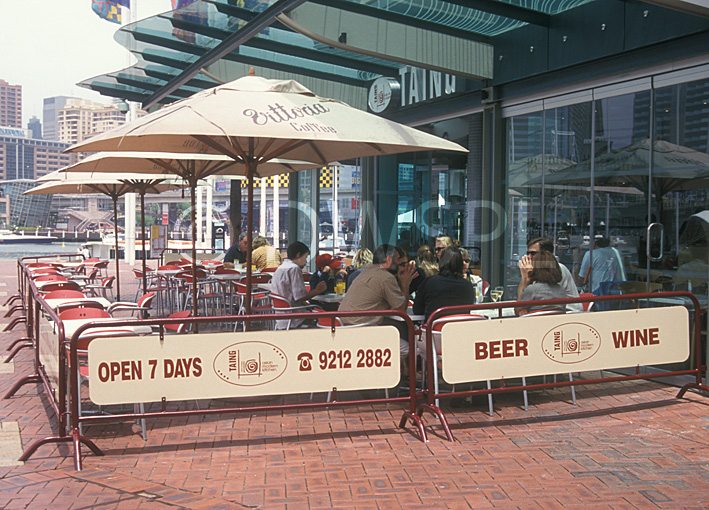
top-left (84, 276), bottom-right (115, 301)
top-left (31, 267), bottom-right (60, 277)
top-left (35, 274), bottom-right (68, 282)
top-left (38, 281), bottom-right (82, 294)
top-left (44, 290), bottom-right (86, 300)
top-left (55, 300), bottom-right (107, 314)
top-left (108, 292), bottom-right (155, 317)
top-left (27, 262), bottom-right (52, 269)
top-left (231, 281), bottom-right (271, 330)
top-left (260, 266), bottom-right (279, 273)
top-left (153, 310), bottom-right (192, 334)
top-left (92, 260), bottom-right (109, 277)
top-left (578, 292), bottom-right (595, 312)
top-left (270, 293), bottom-right (320, 330)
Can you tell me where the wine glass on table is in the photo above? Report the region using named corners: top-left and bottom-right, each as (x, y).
top-left (491, 286), bottom-right (504, 302)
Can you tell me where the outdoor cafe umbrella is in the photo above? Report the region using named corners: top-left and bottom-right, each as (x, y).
top-left (27, 172), bottom-right (187, 300)
top-left (66, 72), bottom-right (467, 315)
top-left (57, 151), bottom-right (317, 317)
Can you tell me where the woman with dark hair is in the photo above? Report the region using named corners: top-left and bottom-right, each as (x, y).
top-left (413, 246), bottom-right (475, 321)
top-left (515, 250), bottom-right (566, 316)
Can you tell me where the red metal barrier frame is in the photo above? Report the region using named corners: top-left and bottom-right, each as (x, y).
top-left (417, 291), bottom-right (708, 441)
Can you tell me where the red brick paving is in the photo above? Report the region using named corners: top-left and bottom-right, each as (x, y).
top-left (0, 259), bottom-right (708, 509)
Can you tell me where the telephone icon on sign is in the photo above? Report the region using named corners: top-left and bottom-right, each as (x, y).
top-left (297, 353), bottom-right (313, 371)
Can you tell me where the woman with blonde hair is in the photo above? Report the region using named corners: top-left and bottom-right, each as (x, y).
top-left (251, 235), bottom-right (283, 270)
top-left (346, 247), bottom-right (374, 289)
top-left (352, 248), bottom-right (373, 269)
top-left (416, 245), bottom-right (439, 278)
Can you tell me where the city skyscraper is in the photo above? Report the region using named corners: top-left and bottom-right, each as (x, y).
top-left (0, 79), bottom-right (22, 128)
top-left (27, 116), bottom-right (42, 139)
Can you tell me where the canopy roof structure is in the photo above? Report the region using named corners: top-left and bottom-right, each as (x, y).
top-left (78, 0), bottom-right (709, 112)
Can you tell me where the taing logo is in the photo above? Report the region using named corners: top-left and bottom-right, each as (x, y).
top-left (213, 341), bottom-right (287, 386)
top-left (541, 322), bottom-right (601, 364)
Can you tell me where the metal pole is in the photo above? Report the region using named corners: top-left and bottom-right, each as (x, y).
top-left (113, 195), bottom-right (121, 301)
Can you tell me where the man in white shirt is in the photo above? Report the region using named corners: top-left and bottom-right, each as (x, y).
top-left (518, 237), bottom-right (582, 312)
top-left (271, 241), bottom-right (326, 329)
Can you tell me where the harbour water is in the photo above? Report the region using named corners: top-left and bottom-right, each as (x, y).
top-left (0, 242), bottom-right (84, 260)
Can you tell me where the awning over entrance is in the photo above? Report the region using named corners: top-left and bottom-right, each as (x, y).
top-left (78, 0), bottom-right (604, 109)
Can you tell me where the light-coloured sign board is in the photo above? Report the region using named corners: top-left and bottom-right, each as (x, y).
top-left (88, 327), bottom-right (399, 405)
top-left (441, 307), bottom-right (689, 384)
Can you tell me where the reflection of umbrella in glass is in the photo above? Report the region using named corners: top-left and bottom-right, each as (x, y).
top-left (57, 152), bottom-right (314, 316)
top-left (26, 172), bottom-right (186, 300)
top-left (508, 154), bottom-right (577, 189)
top-left (67, 74), bottom-right (466, 314)
top-left (540, 139), bottom-right (709, 195)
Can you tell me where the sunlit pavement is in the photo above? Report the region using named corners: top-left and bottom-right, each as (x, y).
top-left (0, 259), bottom-right (707, 509)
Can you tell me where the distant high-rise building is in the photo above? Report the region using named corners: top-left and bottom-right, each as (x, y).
top-left (0, 79), bottom-right (22, 128)
top-left (43, 96), bottom-right (81, 141)
top-left (27, 116), bottom-right (42, 139)
top-left (0, 128), bottom-right (75, 181)
top-left (57, 101), bottom-right (129, 145)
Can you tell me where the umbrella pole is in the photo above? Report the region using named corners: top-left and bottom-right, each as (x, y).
top-left (113, 195), bottom-right (121, 301)
top-left (245, 157), bottom-right (255, 326)
top-left (191, 180), bottom-right (199, 319)
top-left (140, 192), bottom-right (148, 318)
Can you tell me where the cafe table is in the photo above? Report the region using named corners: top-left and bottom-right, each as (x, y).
top-left (60, 319), bottom-right (153, 341)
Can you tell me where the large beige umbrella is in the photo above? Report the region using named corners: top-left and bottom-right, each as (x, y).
top-left (57, 151), bottom-right (318, 316)
top-left (27, 172), bottom-right (187, 301)
top-left (67, 73), bottom-right (467, 315)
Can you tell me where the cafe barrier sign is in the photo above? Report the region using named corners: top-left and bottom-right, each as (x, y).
top-left (440, 307), bottom-right (689, 384)
top-left (88, 327), bottom-right (400, 405)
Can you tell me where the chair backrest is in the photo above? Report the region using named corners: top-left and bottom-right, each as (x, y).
top-left (260, 266), bottom-right (279, 273)
top-left (270, 293), bottom-right (292, 310)
top-left (166, 310), bottom-right (191, 333)
top-left (251, 274), bottom-right (272, 284)
top-left (85, 268), bottom-right (99, 279)
top-left (56, 300), bottom-right (106, 314)
top-left (158, 264), bottom-right (181, 271)
top-left (578, 292), bottom-right (595, 312)
top-left (27, 262), bottom-right (51, 268)
top-left (39, 281), bottom-right (82, 293)
top-left (32, 267), bottom-right (60, 276)
top-left (138, 292), bottom-right (156, 308)
top-left (84, 258), bottom-right (100, 263)
top-left (101, 276), bottom-right (115, 288)
top-left (430, 314), bottom-right (488, 354)
top-left (215, 266), bottom-right (239, 274)
top-left (35, 274), bottom-right (68, 282)
top-left (482, 281), bottom-right (490, 296)
top-left (313, 308), bottom-right (343, 327)
top-left (44, 290), bottom-right (86, 300)
top-left (59, 307), bottom-right (111, 321)
top-left (93, 260), bottom-right (109, 269)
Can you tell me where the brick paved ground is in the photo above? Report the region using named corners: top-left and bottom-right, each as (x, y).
top-left (0, 258), bottom-right (707, 509)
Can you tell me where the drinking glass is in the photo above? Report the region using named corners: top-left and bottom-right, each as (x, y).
top-left (494, 286), bottom-right (505, 302)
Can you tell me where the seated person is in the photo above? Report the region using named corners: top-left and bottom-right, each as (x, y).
top-left (251, 235), bottom-right (282, 270)
top-left (347, 248), bottom-right (373, 289)
top-left (413, 246), bottom-right (475, 321)
top-left (271, 241), bottom-right (327, 329)
top-left (516, 250), bottom-right (566, 316)
top-left (339, 244), bottom-right (417, 358)
top-left (223, 232), bottom-right (248, 268)
top-left (310, 254), bottom-right (345, 294)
